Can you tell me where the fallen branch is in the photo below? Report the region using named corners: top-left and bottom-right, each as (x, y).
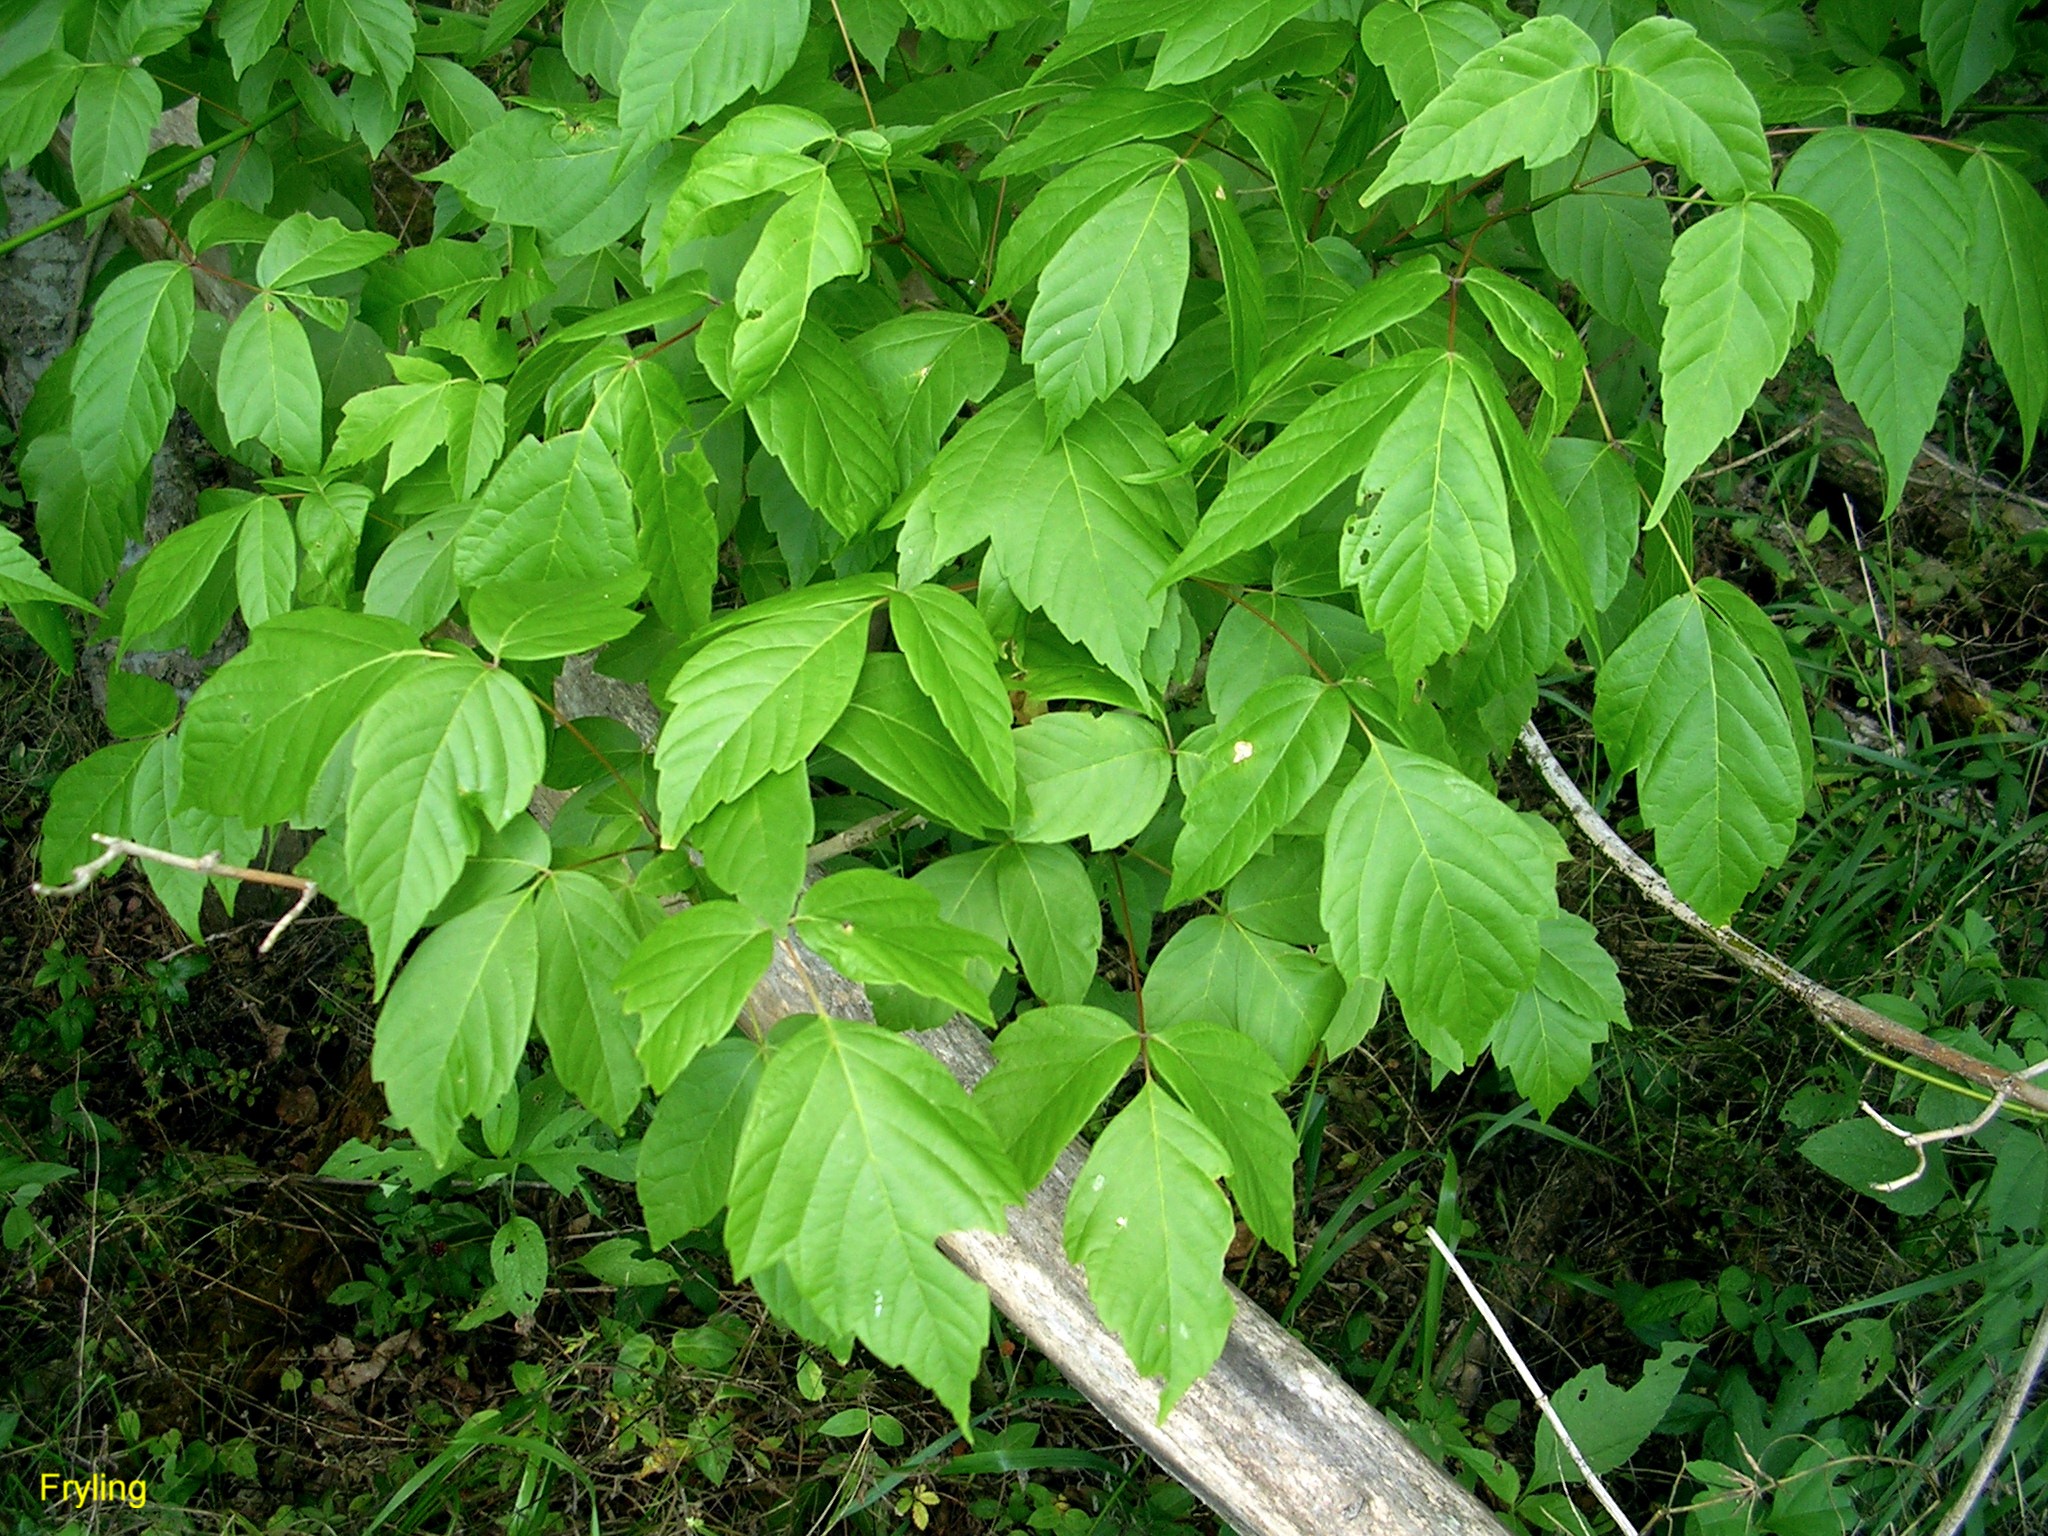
top-left (1517, 723), bottom-right (2048, 1115)
top-left (742, 931), bottom-right (1508, 1536)
top-left (33, 833), bottom-right (318, 954)
top-left (1426, 1226), bottom-right (1638, 1536)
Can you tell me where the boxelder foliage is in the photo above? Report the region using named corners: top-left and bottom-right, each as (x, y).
top-left (8, 0), bottom-right (2045, 1421)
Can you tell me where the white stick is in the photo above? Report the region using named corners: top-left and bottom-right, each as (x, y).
top-left (32, 833), bottom-right (319, 953)
top-left (1426, 1227), bottom-right (1640, 1536)
top-left (1929, 1295), bottom-right (2048, 1536)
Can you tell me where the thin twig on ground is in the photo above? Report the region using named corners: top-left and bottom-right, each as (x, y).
top-left (1518, 724), bottom-right (2048, 1116)
top-left (1928, 1294), bottom-right (2048, 1536)
top-left (33, 834), bottom-right (319, 953)
top-left (1426, 1226), bottom-right (1640, 1536)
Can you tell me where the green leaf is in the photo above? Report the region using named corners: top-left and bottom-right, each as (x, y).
top-left (850, 312), bottom-right (1011, 480)
top-left (1021, 172), bottom-right (1189, 436)
top-left (371, 891), bottom-right (538, 1167)
top-left (415, 56), bottom-right (502, 148)
top-left (1012, 711), bottom-right (1171, 850)
top-left (304, 0), bottom-right (415, 88)
top-left (1359, 0), bottom-right (1502, 119)
top-left (826, 653), bottom-right (1014, 838)
top-left (73, 262), bottom-right (193, 489)
top-left (899, 389), bottom-right (1191, 692)
top-left (236, 496), bottom-right (296, 629)
top-left (1592, 589), bottom-right (1803, 926)
top-left (653, 590), bottom-right (876, 836)
top-left (1529, 133), bottom-right (1672, 346)
top-left (728, 170), bottom-right (867, 399)
top-left (703, 312), bottom-right (898, 539)
top-left (563, 0), bottom-right (644, 93)
top-left (1919, 0), bottom-right (2020, 119)
top-left (1653, 201), bottom-right (1813, 521)
top-left (1169, 677), bottom-right (1349, 904)
top-left (1543, 436), bottom-right (1639, 611)
top-left (1533, 1341), bottom-right (1697, 1488)
top-left (1065, 1083), bottom-right (1235, 1415)
top-left (994, 842), bottom-right (1100, 1007)
top-left (364, 507), bottom-right (464, 632)
top-left (457, 428), bottom-right (637, 590)
top-left (1179, 158), bottom-right (1267, 401)
top-left (0, 525), bottom-right (93, 612)
top-left (1778, 129), bottom-right (1971, 513)
top-left (1491, 912), bottom-right (1627, 1117)
top-left (1805, 1318), bottom-right (1895, 1419)
top-left (638, 1038), bottom-right (762, 1244)
top-left (591, 360), bottom-right (716, 632)
top-left (70, 64), bottom-right (157, 203)
top-left (794, 869), bottom-right (1012, 1025)
top-left (1146, 0), bottom-right (1322, 87)
top-left (725, 1015), bottom-right (1023, 1425)
top-left (1145, 914), bottom-right (1342, 1079)
top-left (533, 870), bottom-right (646, 1132)
top-left (468, 576), bottom-right (646, 661)
top-left (1962, 151), bottom-right (2048, 462)
top-left (1341, 352), bottom-right (1514, 680)
top-left (1605, 18), bottom-right (1770, 201)
top-left (38, 740), bottom-right (150, 887)
top-left (256, 213), bottom-right (399, 288)
top-left (1699, 576), bottom-right (1812, 790)
top-left (8, 436), bottom-right (132, 610)
top-left (617, 901), bottom-right (773, 1092)
top-left (179, 609), bottom-right (425, 822)
top-left (889, 584), bottom-right (1017, 807)
top-left (990, 143), bottom-right (1179, 304)
top-left (0, 53), bottom-right (84, 171)
top-left (346, 658), bottom-right (546, 990)
top-left (1321, 743), bottom-right (1563, 1066)
top-left (984, 86), bottom-right (1210, 179)
top-left (1362, 16), bottom-right (1601, 204)
top-left (124, 496), bottom-right (256, 640)
top-left (1460, 269), bottom-right (1584, 444)
top-left (1163, 352), bottom-right (1438, 580)
top-left (1149, 1019), bottom-right (1296, 1259)
top-left (975, 1005), bottom-right (1138, 1186)
top-left (618, 0), bottom-right (806, 146)
top-left (430, 110), bottom-right (654, 251)
top-left (220, 297), bottom-right (325, 472)
top-left (219, 0), bottom-right (295, 74)
top-left (694, 765), bottom-right (811, 924)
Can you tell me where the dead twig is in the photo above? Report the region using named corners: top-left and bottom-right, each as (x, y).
top-left (33, 833), bottom-right (319, 953)
top-left (1426, 1226), bottom-right (1639, 1536)
top-left (1858, 1055), bottom-right (2048, 1191)
top-left (1518, 724), bottom-right (2048, 1116)
top-left (1927, 1293), bottom-right (2048, 1536)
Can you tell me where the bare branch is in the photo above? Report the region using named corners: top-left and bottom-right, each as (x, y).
top-left (33, 833), bottom-right (318, 953)
top-left (805, 809), bottom-right (925, 867)
top-left (1426, 1226), bottom-right (1639, 1536)
top-left (1858, 1055), bottom-right (2048, 1191)
top-left (1518, 724), bottom-right (2048, 1115)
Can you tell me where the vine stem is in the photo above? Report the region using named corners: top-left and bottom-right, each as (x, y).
top-left (33, 833), bottom-right (318, 954)
top-left (0, 96), bottom-right (296, 259)
top-left (1517, 723), bottom-right (2048, 1114)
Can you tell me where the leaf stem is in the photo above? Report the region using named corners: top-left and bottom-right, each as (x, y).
top-left (0, 96), bottom-right (297, 259)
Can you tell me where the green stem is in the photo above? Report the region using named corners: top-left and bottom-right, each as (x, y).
top-left (0, 97), bottom-right (297, 260)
